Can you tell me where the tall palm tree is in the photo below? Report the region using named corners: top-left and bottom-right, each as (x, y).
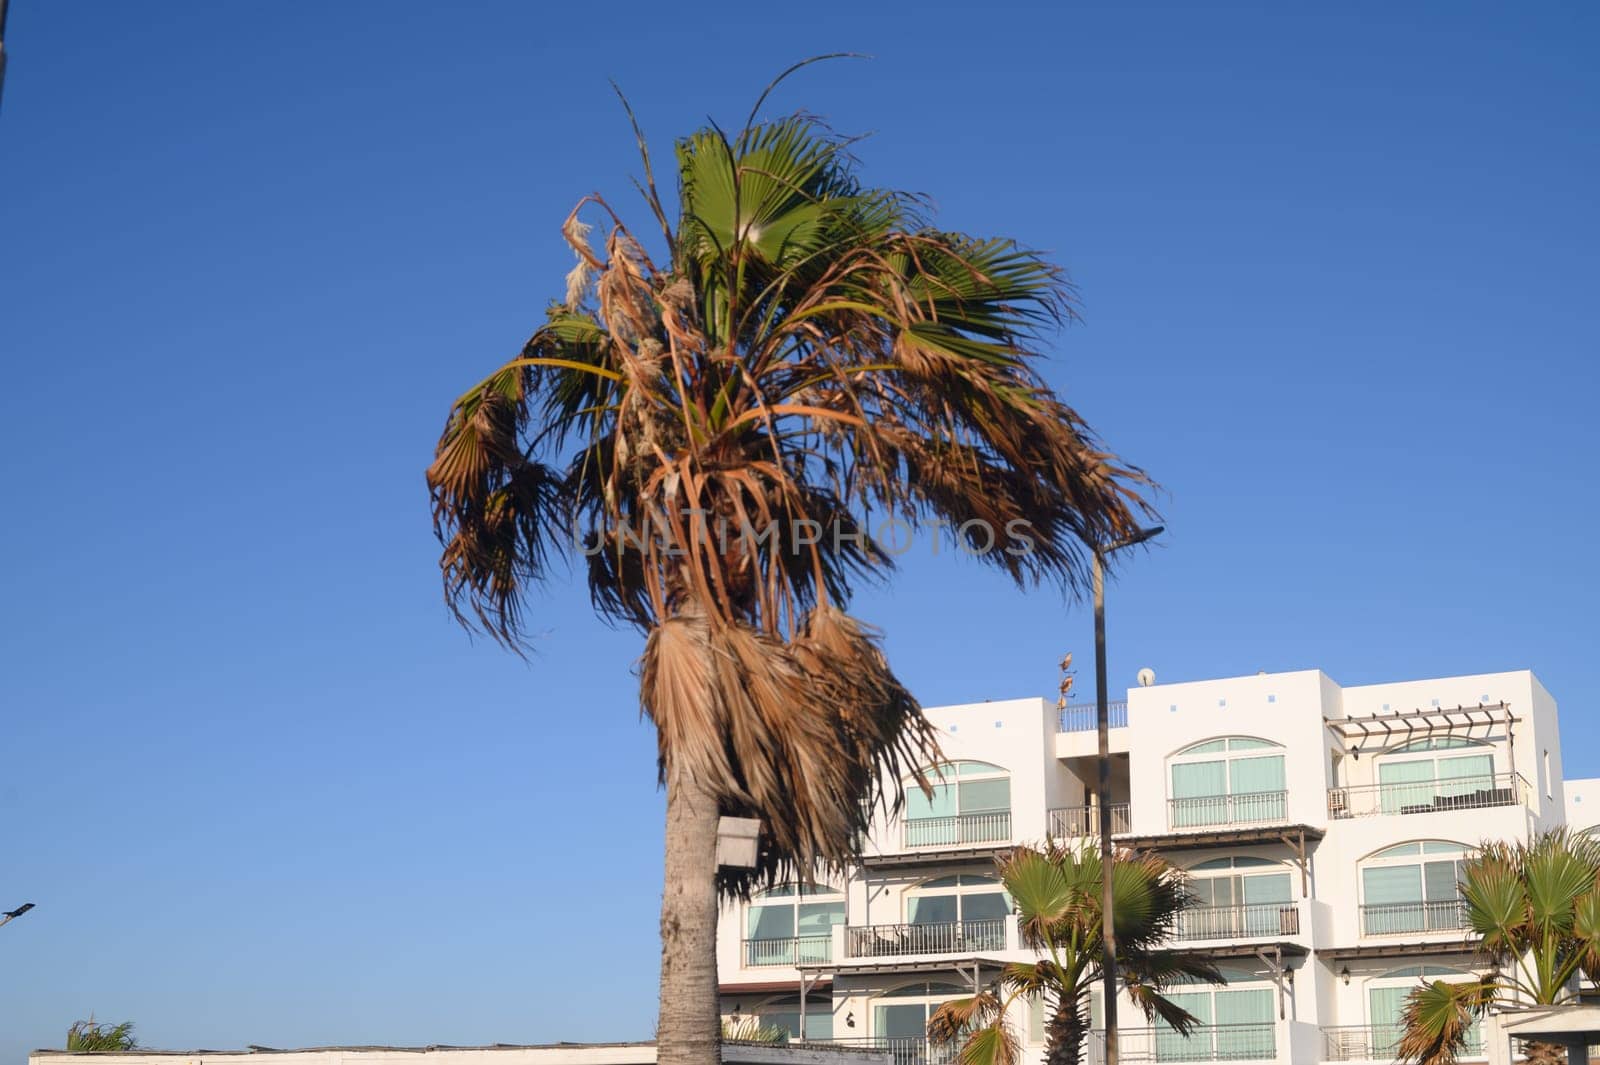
top-left (426, 62), bottom-right (1154, 1065)
top-left (1396, 829), bottom-right (1600, 1065)
top-left (927, 843), bottom-right (1220, 1065)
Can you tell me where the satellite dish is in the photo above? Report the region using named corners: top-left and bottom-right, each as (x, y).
top-left (1137, 667), bottom-right (1155, 688)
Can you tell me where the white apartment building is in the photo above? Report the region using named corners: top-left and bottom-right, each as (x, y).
top-left (716, 668), bottom-right (1600, 1065)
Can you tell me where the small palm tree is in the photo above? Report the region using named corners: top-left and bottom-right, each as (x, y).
top-left (928, 842), bottom-right (1220, 1065)
top-left (65, 1018), bottom-right (137, 1052)
top-left (1397, 829), bottom-right (1600, 1065)
top-left (427, 62), bottom-right (1154, 1065)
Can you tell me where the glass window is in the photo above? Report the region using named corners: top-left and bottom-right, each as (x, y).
top-left (1377, 743), bottom-right (1496, 814)
top-left (1360, 842), bottom-right (1471, 936)
top-left (1153, 971), bottom-right (1274, 1061)
top-left (904, 763), bottom-right (1011, 846)
top-left (1169, 739), bottom-right (1287, 828)
top-left (874, 982), bottom-right (968, 1042)
top-left (746, 883), bottom-right (845, 965)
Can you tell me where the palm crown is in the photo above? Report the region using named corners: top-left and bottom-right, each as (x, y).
top-left (1397, 829), bottom-right (1600, 1065)
top-left (427, 71), bottom-right (1154, 887)
top-left (929, 842), bottom-right (1221, 1065)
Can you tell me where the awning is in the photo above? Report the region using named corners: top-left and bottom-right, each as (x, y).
top-left (1327, 702), bottom-right (1517, 755)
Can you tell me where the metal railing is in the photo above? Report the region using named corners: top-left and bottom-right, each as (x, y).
top-left (1168, 791), bottom-right (1288, 829)
top-left (1171, 903), bottom-right (1299, 942)
top-left (1328, 772), bottom-right (1526, 820)
top-left (1321, 1023), bottom-right (1483, 1061)
top-left (902, 811), bottom-right (1011, 848)
top-left (1049, 803), bottom-right (1131, 837)
top-left (845, 918), bottom-right (1007, 957)
top-left (1088, 1024), bottom-right (1275, 1063)
top-left (812, 1037), bottom-right (958, 1065)
top-left (1360, 898), bottom-right (1471, 936)
top-left (1059, 700), bottom-right (1129, 732)
top-left (742, 935), bottom-right (834, 966)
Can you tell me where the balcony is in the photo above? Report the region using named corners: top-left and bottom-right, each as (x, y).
top-left (1089, 1024), bottom-right (1276, 1063)
top-left (1360, 899), bottom-right (1471, 937)
top-left (845, 918), bottom-right (1008, 958)
top-left (1321, 1023), bottom-right (1482, 1061)
top-left (903, 811), bottom-right (1011, 849)
top-left (817, 1038), bottom-right (957, 1065)
top-left (1059, 700), bottom-right (1129, 732)
top-left (1328, 772), bottom-right (1526, 820)
top-left (742, 934), bottom-right (833, 967)
top-left (1171, 902), bottom-right (1299, 942)
top-left (1049, 803), bottom-right (1130, 837)
top-left (1168, 791), bottom-right (1288, 830)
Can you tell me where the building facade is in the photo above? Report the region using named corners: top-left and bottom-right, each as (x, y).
top-left (716, 669), bottom-right (1600, 1064)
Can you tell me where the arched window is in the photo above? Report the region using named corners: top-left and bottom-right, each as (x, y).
top-left (1375, 738), bottom-right (1496, 815)
top-left (744, 883), bottom-right (846, 966)
top-left (902, 873), bottom-right (1010, 950)
top-left (1358, 841), bottom-right (1471, 936)
top-left (752, 994), bottom-right (836, 1041)
top-left (1177, 857), bottom-right (1295, 939)
top-left (1168, 738), bottom-right (1287, 828)
top-left (874, 981), bottom-right (970, 1043)
top-left (903, 761), bottom-right (1011, 847)
top-left (1364, 965), bottom-right (1478, 1058)
top-left (1156, 966), bottom-right (1276, 1060)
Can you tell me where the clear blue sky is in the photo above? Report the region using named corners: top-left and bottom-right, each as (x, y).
top-left (1, 1), bottom-right (1595, 1060)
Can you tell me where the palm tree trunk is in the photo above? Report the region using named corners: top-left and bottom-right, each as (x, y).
top-left (1044, 997), bottom-right (1090, 1065)
top-left (656, 766), bottom-right (723, 1065)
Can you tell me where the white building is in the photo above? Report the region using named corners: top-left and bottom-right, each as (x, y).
top-left (716, 668), bottom-right (1600, 1065)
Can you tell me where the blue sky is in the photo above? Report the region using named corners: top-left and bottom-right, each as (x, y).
top-left (1, 0), bottom-right (1595, 1060)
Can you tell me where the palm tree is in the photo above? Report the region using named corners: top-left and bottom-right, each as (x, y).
top-left (928, 842), bottom-right (1220, 1065)
top-left (1396, 829), bottom-right (1600, 1065)
top-left (426, 61), bottom-right (1154, 1065)
top-left (65, 1018), bottom-right (137, 1052)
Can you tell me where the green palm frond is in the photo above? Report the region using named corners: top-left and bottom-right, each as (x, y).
top-left (65, 1019), bottom-right (137, 1053)
top-left (1397, 979), bottom-right (1495, 1065)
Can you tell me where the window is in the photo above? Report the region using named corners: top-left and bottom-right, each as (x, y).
top-left (754, 995), bottom-right (835, 1041)
top-left (1155, 967), bottom-right (1275, 1061)
top-left (1169, 738), bottom-right (1287, 828)
top-left (745, 883), bottom-right (845, 965)
top-left (1359, 842), bottom-right (1470, 936)
top-left (1365, 966), bottom-right (1480, 1057)
top-left (1376, 738), bottom-right (1495, 815)
top-left (904, 874), bottom-right (1010, 949)
top-left (1179, 857), bottom-right (1295, 938)
top-left (904, 761), bottom-right (1011, 846)
top-left (874, 981), bottom-right (970, 1043)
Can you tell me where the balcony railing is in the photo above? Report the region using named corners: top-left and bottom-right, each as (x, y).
top-left (1172, 903), bottom-right (1299, 942)
top-left (1168, 790), bottom-right (1288, 829)
top-left (742, 934), bottom-right (834, 967)
top-left (1360, 898), bottom-right (1471, 937)
top-left (1059, 700), bottom-right (1129, 732)
top-left (1328, 772), bottom-right (1526, 820)
top-left (902, 811), bottom-right (1011, 848)
top-left (1088, 1024), bottom-right (1275, 1063)
top-left (1321, 1023), bottom-right (1482, 1061)
top-left (1049, 803), bottom-right (1131, 837)
top-left (845, 918), bottom-right (1007, 958)
top-left (814, 1038), bottom-right (958, 1065)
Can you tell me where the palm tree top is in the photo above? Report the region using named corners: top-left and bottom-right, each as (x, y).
top-left (428, 69), bottom-right (1156, 650)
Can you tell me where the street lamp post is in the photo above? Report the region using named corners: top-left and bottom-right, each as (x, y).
top-left (1095, 525), bottom-right (1162, 1065)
